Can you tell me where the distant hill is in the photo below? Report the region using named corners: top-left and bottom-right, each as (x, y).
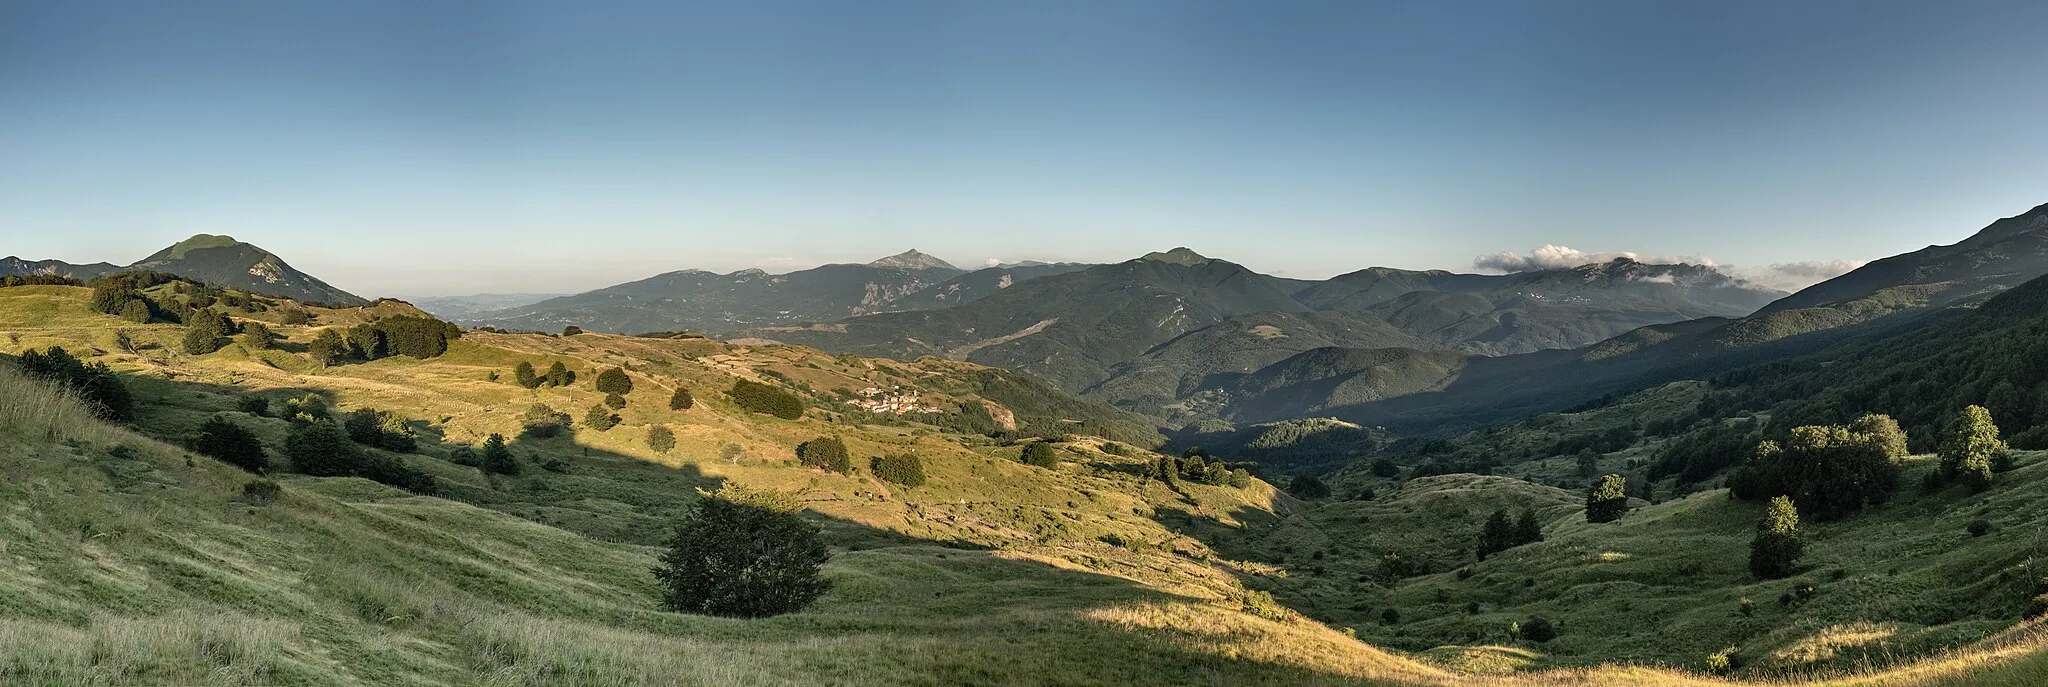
top-left (464, 250), bottom-right (1042, 335)
top-left (1302, 258), bottom-right (1783, 355)
top-left (3, 234), bottom-right (368, 305)
top-left (763, 250), bottom-right (1314, 392)
top-left (127, 234), bottom-right (367, 305)
top-left (0, 256), bottom-right (120, 280)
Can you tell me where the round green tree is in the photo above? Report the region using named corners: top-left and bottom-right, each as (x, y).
top-left (647, 425), bottom-right (676, 454)
top-left (653, 486), bottom-right (831, 618)
top-left (1939, 405), bottom-right (2004, 491)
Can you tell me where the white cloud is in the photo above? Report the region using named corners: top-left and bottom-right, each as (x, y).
top-left (984, 257), bottom-right (1003, 267)
top-left (1741, 260), bottom-right (1866, 292)
top-left (1631, 273), bottom-right (1679, 285)
top-left (1473, 244), bottom-right (1715, 272)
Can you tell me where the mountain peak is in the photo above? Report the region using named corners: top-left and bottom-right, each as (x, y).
top-left (868, 249), bottom-right (959, 271)
top-left (1139, 247), bottom-right (1212, 266)
top-left (152, 234), bottom-right (252, 261)
top-left (131, 235), bottom-right (366, 305)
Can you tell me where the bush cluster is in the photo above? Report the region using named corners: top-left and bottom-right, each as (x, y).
top-left (730, 380), bottom-right (804, 419)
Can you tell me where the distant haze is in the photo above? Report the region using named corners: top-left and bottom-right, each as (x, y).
top-left (5, 2), bottom-right (2047, 297)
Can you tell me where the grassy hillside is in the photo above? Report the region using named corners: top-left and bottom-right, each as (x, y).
top-left (10, 281), bottom-right (2048, 685)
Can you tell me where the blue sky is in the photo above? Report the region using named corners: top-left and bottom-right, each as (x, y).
top-left (4, 1), bottom-right (2046, 297)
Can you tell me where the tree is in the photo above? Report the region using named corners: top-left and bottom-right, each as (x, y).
top-left (1851, 413), bottom-right (1910, 460)
top-left (285, 420), bottom-right (358, 477)
top-left (729, 380), bottom-right (803, 419)
top-left (280, 308), bottom-right (311, 325)
top-left (872, 453), bottom-right (927, 486)
top-left (89, 283), bottom-right (140, 315)
top-left (481, 433), bottom-right (520, 475)
top-left (1940, 405), bottom-right (2004, 491)
top-left (1020, 442), bottom-right (1059, 468)
top-left (521, 403), bottom-right (571, 438)
top-left (1514, 508), bottom-right (1544, 545)
top-left (1289, 475), bottom-right (1331, 499)
top-left (562, 325), bottom-right (584, 336)
top-left (595, 367), bottom-right (633, 395)
top-left (1749, 496), bottom-right (1803, 579)
top-left (346, 324), bottom-right (387, 360)
top-left (797, 437), bottom-right (851, 473)
top-left (192, 416), bottom-right (268, 473)
top-left (1586, 474), bottom-right (1628, 523)
top-left (1370, 459), bottom-right (1400, 478)
top-left (604, 392), bottom-right (627, 409)
top-left (372, 315), bottom-right (457, 359)
top-left (118, 299), bottom-right (152, 323)
top-left (513, 361), bottom-right (540, 389)
top-left (585, 403), bottom-right (619, 431)
top-left (544, 361), bottom-right (575, 387)
top-left (647, 425), bottom-right (676, 454)
top-left (309, 329), bottom-right (346, 366)
top-left (1728, 417), bottom-right (1904, 519)
top-left (1478, 508), bottom-right (1514, 560)
top-left (239, 321), bottom-right (277, 350)
top-left (670, 386), bottom-right (694, 410)
top-left (653, 486), bottom-right (830, 618)
top-left (182, 324), bottom-right (225, 355)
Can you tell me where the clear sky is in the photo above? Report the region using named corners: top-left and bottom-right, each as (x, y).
top-left (4, 1), bottom-right (2046, 297)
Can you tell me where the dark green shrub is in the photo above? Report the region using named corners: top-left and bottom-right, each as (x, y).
top-left (653, 486), bottom-right (830, 618)
top-left (871, 453), bottom-right (926, 486)
top-left (670, 386), bottom-right (694, 410)
top-left (730, 380), bottom-right (803, 419)
top-left (585, 404), bottom-right (619, 431)
top-left (237, 395), bottom-right (269, 417)
top-left (595, 367), bottom-right (633, 395)
top-left (514, 361), bottom-right (540, 389)
top-left (797, 437), bottom-right (851, 474)
top-left (285, 420), bottom-right (357, 477)
top-left (1968, 519), bottom-right (1992, 537)
top-left (192, 416), bottom-right (269, 473)
top-left (604, 392), bottom-right (627, 409)
top-left (648, 425), bottom-right (676, 454)
top-left (481, 433), bottom-right (520, 475)
top-left (1020, 442), bottom-right (1058, 468)
top-left (1520, 617), bottom-right (1557, 642)
top-left (1289, 475), bottom-right (1331, 499)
